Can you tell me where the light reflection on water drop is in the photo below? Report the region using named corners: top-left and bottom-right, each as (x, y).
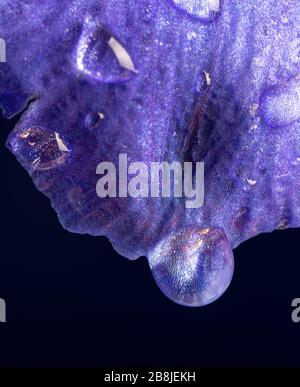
top-left (76, 17), bottom-right (137, 83)
top-left (8, 126), bottom-right (70, 171)
top-left (170, 0), bottom-right (221, 22)
top-left (148, 227), bottom-right (234, 307)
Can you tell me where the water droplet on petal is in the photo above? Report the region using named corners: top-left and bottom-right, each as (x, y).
top-left (261, 77), bottom-right (300, 127)
top-left (170, 0), bottom-right (221, 22)
top-left (148, 227), bottom-right (234, 307)
top-left (85, 112), bottom-right (105, 129)
top-left (76, 17), bottom-right (137, 83)
top-left (8, 127), bottom-right (70, 171)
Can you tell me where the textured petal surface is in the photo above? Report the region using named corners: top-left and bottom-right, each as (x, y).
top-left (1, 0), bottom-right (300, 305)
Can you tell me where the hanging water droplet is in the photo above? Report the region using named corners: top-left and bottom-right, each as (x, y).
top-left (76, 17), bottom-right (137, 83)
top-left (8, 126), bottom-right (70, 171)
top-left (170, 0), bottom-right (221, 22)
top-left (261, 77), bottom-right (300, 127)
top-left (148, 227), bottom-right (234, 307)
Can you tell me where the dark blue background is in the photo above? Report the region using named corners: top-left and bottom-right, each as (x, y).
top-left (0, 114), bottom-right (300, 367)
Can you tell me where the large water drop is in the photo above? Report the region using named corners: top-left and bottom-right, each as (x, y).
top-left (8, 126), bottom-right (70, 171)
top-left (170, 0), bottom-right (221, 22)
top-left (76, 18), bottom-right (137, 83)
top-left (148, 227), bottom-right (234, 307)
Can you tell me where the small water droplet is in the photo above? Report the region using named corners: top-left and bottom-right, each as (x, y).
top-left (261, 77), bottom-right (300, 127)
top-left (85, 112), bottom-right (105, 129)
top-left (76, 17), bottom-right (137, 83)
top-left (170, 0), bottom-right (221, 22)
top-left (8, 127), bottom-right (70, 171)
top-left (148, 227), bottom-right (234, 307)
